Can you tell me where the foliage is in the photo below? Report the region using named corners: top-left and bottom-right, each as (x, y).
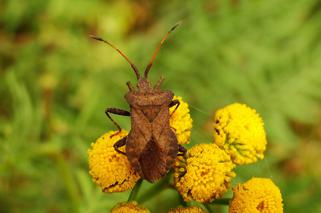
top-left (1, 0), bottom-right (321, 212)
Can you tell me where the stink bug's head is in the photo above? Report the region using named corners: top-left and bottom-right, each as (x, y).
top-left (90, 22), bottom-right (180, 94)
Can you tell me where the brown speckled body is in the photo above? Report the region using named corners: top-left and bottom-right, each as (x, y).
top-left (125, 83), bottom-right (178, 182)
top-left (91, 23), bottom-right (182, 182)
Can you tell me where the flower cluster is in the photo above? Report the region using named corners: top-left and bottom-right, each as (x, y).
top-left (88, 130), bottom-right (140, 192)
top-left (229, 178), bottom-right (283, 213)
top-left (213, 103), bottom-right (267, 165)
top-left (168, 206), bottom-right (206, 213)
top-left (174, 144), bottom-right (235, 202)
top-left (88, 97), bottom-right (283, 212)
top-left (111, 201), bottom-right (150, 213)
top-left (111, 203), bottom-right (206, 213)
top-left (170, 96), bottom-right (193, 145)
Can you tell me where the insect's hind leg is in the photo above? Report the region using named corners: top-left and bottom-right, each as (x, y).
top-left (178, 145), bottom-right (187, 157)
top-left (114, 136), bottom-right (127, 155)
top-left (169, 99), bottom-right (180, 116)
top-left (105, 108), bottom-right (130, 138)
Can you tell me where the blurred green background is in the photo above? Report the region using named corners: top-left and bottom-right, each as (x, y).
top-left (1, 0), bottom-right (321, 212)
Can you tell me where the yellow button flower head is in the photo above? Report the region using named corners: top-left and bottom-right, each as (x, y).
top-left (168, 206), bottom-right (206, 213)
top-left (229, 178), bottom-right (283, 213)
top-left (170, 96), bottom-right (193, 145)
top-left (88, 130), bottom-right (140, 192)
top-left (174, 144), bottom-right (235, 202)
top-left (111, 201), bottom-right (150, 213)
top-left (213, 103), bottom-right (267, 165)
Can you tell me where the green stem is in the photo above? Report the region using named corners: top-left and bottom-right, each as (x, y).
top-left (178, 194), bottom-right (188, 207)
top-left (128, 179), bottom-right (143, 202)
top-left (55, 153), bottom-right (80, 212)
top-left (203, 203), bottom-right (214, 213)
top-left (137, 175), bottom-right (170, 203)
top-left (211, 198), bottom-right (231, 205)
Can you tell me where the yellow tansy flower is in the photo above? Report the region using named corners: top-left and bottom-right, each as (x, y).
top-left (213, 103), bottom-right (267, 165)
top-left (170, 96), bottom-right (193, 145)
top-left (229, 178), bottom-right (283, 213)
top-left (88, 130), bottom-right (140, 192)
top-left (174, 144), bottom-right (235, 202)
top-left (168, 206), bottom-right (206, 213)
top-left (111, 201), bottom-right (150, 213)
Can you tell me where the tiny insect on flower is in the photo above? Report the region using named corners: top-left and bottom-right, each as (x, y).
top-left (174, 143), bottom-right (235, 203)
top-left (170, 96), bottom-right (193, 145)
top-left (213, 103), bottom-right (267, 165)
top-left (88, 130), bottom-right (140, 192)
top-left (111, 201), bottom-right (150, 213)
top-left (229, 177), bottom-right (283, 213)
top-left (167, 206), bottom-right (206, 213)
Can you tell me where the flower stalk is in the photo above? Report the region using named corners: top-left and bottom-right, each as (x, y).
top-left (128, 179), bottom-right (143, 202)
top-left (137, 174), bottom-right (171, 203)
top-left (210, 198), bottom-right (230, 205)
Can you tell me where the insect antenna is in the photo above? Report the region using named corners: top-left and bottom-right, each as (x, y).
top-left (90, 35), bottom-right (140, 80)
top-left (143, 22), bottom-right (181, 79)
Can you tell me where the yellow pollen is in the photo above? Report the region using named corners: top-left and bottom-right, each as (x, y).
top-left (167, 206), bottom-right (206, 213)
top-left (111, 201), bottom-right (150, 213)
top-left (213, 103), bottom-right (267, 165)
top-left (229, 177), bottom-right (283, 213)
top-left (88, 130), bottom-right (140, 192)
top-left (170, 96), bottom-right (193, 145)
top-left (174, 143), bottom-right (235, 202)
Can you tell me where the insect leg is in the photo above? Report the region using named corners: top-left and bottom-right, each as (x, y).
top-left (169, 99), bottom-right (180, 116)
top-left (178, 145), bottom-right (187, 156)
top-left (105, 108), bottom-right (130, 137)
top-left (113, 136), bottom-right (127, 155)
top-left (170, 126), bottom-right (177, 132)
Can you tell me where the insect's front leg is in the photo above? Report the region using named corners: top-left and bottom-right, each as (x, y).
top-left (178, 145), bottom-right (187, 157)
top-left (169, 100), bottom-right (179, 132)
top-left (169, 99), bottom-right (180, 116)
top-left (105, 108), bottom-right (130, 138)
top-left (114, 136), bottom-right (127, 155)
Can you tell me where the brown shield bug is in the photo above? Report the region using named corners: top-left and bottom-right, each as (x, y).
top-left (90, 23), bottom-right (186, 182)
